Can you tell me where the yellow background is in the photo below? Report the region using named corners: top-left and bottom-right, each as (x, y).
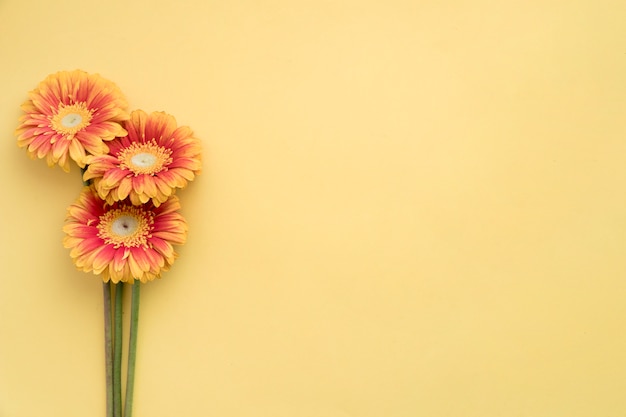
top-left (1, 0), bottom-right (626, 416)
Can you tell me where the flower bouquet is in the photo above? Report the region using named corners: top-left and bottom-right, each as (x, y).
top-left (15, 70), bottom-right (202, 417)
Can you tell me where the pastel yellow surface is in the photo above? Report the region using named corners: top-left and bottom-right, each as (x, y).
top-left (1, 0), bottom-right (625, 416)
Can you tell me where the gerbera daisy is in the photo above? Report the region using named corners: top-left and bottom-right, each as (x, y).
top-left (63, 187), bottom-right (188, 283)
top-left (15, 70), bottom-right (129, 172)
top-left (83, 110), bottom-right (202, 207)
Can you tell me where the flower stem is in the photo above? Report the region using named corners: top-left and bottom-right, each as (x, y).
top-left (113, 283), bottom-right (124, 417)
top-left (103, 282), bottom-right (114, 417)
top-left (124, 281), bottom-right (141, 417)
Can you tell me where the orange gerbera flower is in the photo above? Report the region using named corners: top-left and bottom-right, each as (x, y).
top-left (63, 187), bottom-right (188, 283)
top-left (15, 70), bottom-right (129, 172)
top-left (84, 110), bottom-right (202, 207)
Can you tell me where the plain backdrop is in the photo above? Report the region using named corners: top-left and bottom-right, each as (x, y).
top-left (1, 0), bottom-right (626, 416)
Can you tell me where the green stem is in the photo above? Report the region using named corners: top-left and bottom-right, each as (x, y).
top-left (124, 281), bottom-right (141, 417)
top-left (103, 282), bottom-right (113, 417)
top-left (113, 283), bottom-right (124, 417)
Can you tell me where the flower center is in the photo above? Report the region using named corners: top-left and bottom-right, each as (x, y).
top-left (50, 102), bottom-right (93, 135)
top-left (97, 206), bottom-right (154, 248)
top-left (111, 215), bottom-right (139, 236)
top-left (118, 139), bottom-right (173, 175)
top-left (131, 153), bottom-right (158, 168)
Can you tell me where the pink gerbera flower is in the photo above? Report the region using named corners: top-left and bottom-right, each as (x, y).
top-left (15, 70), bottom-right (129, 172)
top-left (84, 110), bottom-right (202, 207)
top-left (63, 187), bottom-right (188, 283)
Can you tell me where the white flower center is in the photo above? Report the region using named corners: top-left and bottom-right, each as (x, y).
top-left (118, 139), bottom-right (173, 176)
top-left (130, 152), bottom-right (158, 168)
top-left (61, 113), bottom-right (84, 128)
top-left (98, 207), bottom-right (154, 248)
top-left (111, 215), bottom-right (139, 237)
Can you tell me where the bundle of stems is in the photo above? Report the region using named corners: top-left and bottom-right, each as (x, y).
top-left (103, 281), bottom-right (140, 417)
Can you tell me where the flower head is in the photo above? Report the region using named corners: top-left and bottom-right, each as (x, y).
top-left (63, 187), bottom-right (188, 283)
top-left (84, 110), bottom-right (202, 206)
top-left (15, 70), bottom-right (129, 172)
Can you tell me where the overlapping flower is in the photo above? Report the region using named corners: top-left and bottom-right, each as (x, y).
top-left (15, 70), bottom-right (200, 283)
top-left (63, 187), bottom-right (187, 283)
top-left (15, 70), bottom-right (129, 172)
top-left (84, 110), bottom-right (202, 206)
